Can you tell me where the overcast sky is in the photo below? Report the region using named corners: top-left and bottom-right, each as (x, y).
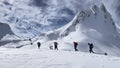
top-left (30, 0), bottom-right (120, 25)
top-left (0, 0), bottom-right (120, 37)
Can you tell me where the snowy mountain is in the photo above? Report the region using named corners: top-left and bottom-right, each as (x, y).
top-left (1, 1), bottom-right (120, 57)
top-left (0, 1), bottom-right (120, 68)
top-left (0, 0), bottom-right (77, 37)
top-left (0, 22), bottom-right (14, 40)
top-left (32, 4), bottom-right (120, 57)
top-left (0, 22), bottom-right (22, 47)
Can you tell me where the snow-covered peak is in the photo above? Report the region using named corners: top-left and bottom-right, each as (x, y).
top-left (38, 4), bottom-right (120, 56)
top-left (0, 22), bottom-right (21, 46)
top-left (0, 22), bottom-right (14, 40)
top-left (66, 3), bottom-right (116, 34)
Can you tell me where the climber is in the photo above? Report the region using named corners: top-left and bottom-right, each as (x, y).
top-left (88, 43), bottom-right (94, 53)
top-left (37, 42), bottom-right (41, 49)
top-left (54, 42), bottom-right (58, 50)
top-left (73, 41), bottom-right (78, 51)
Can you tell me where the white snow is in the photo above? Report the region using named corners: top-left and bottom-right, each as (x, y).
top-left (0, 48), bottom-right (120, 68)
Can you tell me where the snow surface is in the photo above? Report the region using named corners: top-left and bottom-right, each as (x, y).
top-left (0, 48), bottom-right (120, 68)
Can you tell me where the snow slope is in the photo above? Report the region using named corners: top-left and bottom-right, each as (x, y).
top-left (0, 48), bottom-right (120, 68)
top-left (30, 4), bottom-right (120, 57)
top-left (58, 4), bottom-right (120, 56)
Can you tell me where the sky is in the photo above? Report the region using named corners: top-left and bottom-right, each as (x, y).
top-left (29, 0), bottom-right (120, 25)
top-left (0, 0), bottom-right (120, 37)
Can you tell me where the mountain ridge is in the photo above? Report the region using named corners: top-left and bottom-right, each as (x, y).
top-left (35, 4), bottom-right (120, 56)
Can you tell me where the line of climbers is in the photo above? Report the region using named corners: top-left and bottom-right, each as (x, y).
top-left (28, 38), bottom-right (107, 55)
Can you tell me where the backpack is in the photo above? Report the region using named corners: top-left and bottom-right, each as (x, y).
top-left (74, 42), bottom-right (78, 45)
top-left (54, 42), bottom-right (58, 45)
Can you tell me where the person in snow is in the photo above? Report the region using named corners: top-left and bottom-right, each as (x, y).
top-left (29, 38), bottom-right (33, 45)
top-left (88, 43), bottom-right (94, 53)
top-left (37, 42), bottom-right (41, 49)
top-left (73, 41), bottom-right (78, 51)
top-left (54, 42), bottom-right (58, 50)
